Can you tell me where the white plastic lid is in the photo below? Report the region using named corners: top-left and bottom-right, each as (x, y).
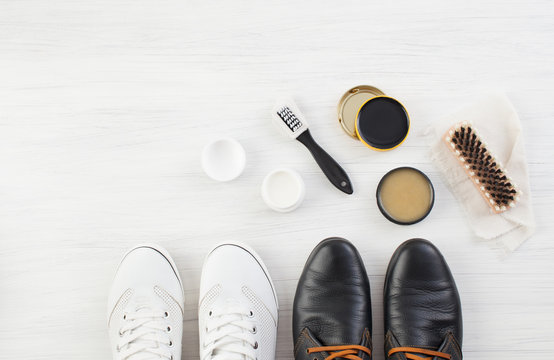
top-left (202, 137), bottom-right (246, 182)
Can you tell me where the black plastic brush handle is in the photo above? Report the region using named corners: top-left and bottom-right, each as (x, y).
top-left (296, 130), bottom-right (353, 195)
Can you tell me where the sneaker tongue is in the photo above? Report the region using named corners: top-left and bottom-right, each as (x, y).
top-left (127, 354), bottom-right (157, 360)
top-left (125, 306), bottom-right (167, 360)
top-left (211, 299), bottom-right (249, 360)
top-left (134, 294), bottom-right (151, 305)
top-left (213, 347), bottom-right (246, 360)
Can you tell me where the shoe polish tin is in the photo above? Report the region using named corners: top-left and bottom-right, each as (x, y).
top-left (376, 167), bottom-right (434, 225)
top-left (338, 85), bottom-right (410, 151)
top-left (261, 168), bottom-right (305, 212)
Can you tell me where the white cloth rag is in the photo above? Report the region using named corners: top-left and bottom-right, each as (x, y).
top-left (429, 93), bottom-right (535, 253)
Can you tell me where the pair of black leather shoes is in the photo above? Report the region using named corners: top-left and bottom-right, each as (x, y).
top-left (293, 238), bottom-right (462, 360)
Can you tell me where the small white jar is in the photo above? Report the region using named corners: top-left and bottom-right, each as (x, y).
top-left (261, 168), bottom-right (305, 212)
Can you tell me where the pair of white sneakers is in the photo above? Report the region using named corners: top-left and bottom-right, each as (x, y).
top-left (107, 243), bottom-right (279, 360)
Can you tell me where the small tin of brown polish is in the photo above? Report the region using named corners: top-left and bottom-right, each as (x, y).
top-left (376, 167), bottom-right (434, 225)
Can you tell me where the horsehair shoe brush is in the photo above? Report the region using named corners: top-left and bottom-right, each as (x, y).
top-left (444, 121), bottom-right (521, 213)
top-left (272, 99), bottom-right (353, 194)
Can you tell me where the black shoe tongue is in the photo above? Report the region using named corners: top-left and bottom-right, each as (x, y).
top-left (304, 327), bottom-right (371, 360)
top-left (435, 332), bottom-right (462, 360)
top-left (437, 336), bottom-right (449, 353)
top-left (304, 327), bottom-right (329, 355)
top-left (391, 333), bottom-right (459, 360)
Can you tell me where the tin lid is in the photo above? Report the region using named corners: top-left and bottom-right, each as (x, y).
top-left (337, 85), bottom-right (385, 138)
top-left (201, 137), bottom-right (246, 182)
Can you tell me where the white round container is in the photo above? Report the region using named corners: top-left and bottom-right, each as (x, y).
top-left (202, 137), bottom-right (246, 182)
top-left (261, 168), bottom-right (305, 212)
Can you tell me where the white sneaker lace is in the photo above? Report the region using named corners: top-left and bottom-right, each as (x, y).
top-left (117, 306), bottom-right (174, 360)
top-left (202, 304), bottom-right (258, 360)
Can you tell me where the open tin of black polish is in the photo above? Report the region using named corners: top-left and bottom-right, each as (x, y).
top-left (337, 86), bottom-right (410, 151)
top-left (356, 96), bottom-right (410, 151)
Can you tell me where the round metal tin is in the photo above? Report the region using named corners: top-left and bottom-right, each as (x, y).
top-left (376, 167), bottom-right (435, 225)
top-left (337, 85), bottom-right (385, 138)
top-left (355, 96), bottom-right (410, 151)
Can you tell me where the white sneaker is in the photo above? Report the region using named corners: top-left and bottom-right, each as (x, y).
top-left (199, 242), bottom-right (279, 360)
top-left (108, 244), bottom-right (184, 360)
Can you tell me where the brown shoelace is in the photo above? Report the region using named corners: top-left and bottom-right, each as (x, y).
top-left (388, 347), bottom-right (451, 360)
top-left (308, 345), bottom-right (372, 360)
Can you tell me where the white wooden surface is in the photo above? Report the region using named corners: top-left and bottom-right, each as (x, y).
top-left (1, 1), bottom-right (553, 359)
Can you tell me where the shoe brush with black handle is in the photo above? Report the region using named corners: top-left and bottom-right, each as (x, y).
top-left (272, 99), bottom-right (353, 194)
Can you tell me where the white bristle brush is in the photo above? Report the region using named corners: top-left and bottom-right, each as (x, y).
top-left (272, 99), bottom-right (353, 194)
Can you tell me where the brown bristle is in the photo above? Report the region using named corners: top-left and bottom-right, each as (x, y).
top-left (444, 122), bottom-right (521, 213)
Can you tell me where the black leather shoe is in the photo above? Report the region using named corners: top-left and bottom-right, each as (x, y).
top-left (384, 239), bottom-right (463, 360)
top-left (293, 238), bottom-right (372, 360)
